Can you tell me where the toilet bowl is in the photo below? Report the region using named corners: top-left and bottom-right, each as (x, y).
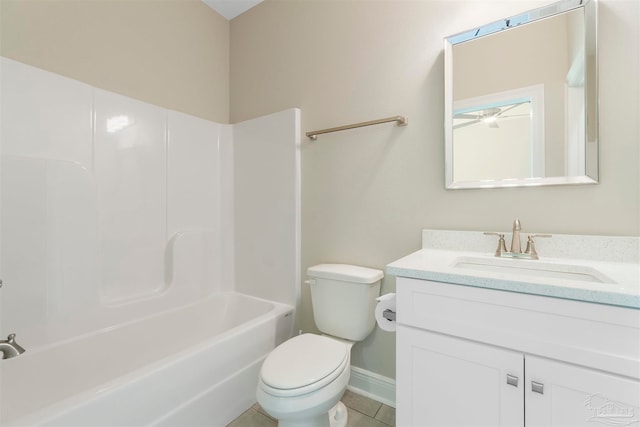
top-left (257, 334), bottom-right (352, 427)
top-left (256, 264), bottom-right (383, 427)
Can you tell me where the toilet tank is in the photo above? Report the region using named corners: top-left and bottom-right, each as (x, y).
top-left (307, 264), bottom-right (383, 342)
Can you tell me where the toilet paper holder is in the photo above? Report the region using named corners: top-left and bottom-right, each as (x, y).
top-left (382, 309), bottom-right (396, 321)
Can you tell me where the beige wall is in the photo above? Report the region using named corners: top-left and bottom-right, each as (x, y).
top-left (231, 0), bottom-right (640, 379)
top-left (0, 0), bottom-right (229, 123)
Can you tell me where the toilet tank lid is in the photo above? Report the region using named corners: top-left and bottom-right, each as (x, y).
top-left (307, 264), bottom-right (383, 284)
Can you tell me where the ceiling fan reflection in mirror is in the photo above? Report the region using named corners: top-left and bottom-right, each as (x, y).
top-left (453, 101), bottom-right (531, 129)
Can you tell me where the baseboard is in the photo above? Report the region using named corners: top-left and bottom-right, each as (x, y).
top-left (348, 366), bottom-right (396, 408)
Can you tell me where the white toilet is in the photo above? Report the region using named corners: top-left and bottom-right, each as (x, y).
top-left (256, 264), bottom-right (383, 427)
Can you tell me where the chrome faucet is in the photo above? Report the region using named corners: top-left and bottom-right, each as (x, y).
top-left (0, 334), bottom-right (25, 359)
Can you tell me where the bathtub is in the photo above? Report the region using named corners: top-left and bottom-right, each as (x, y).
top-left (1, 292), bottom-right (294, 426)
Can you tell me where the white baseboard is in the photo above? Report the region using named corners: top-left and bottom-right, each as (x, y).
top-left (348, 366), bottom-right (396, 408)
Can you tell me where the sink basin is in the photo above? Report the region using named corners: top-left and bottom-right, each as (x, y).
top-left (453, 257), bottom-right (615, 284)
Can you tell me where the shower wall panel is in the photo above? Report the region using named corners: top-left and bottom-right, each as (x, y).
top-left (0, 58), bottom-right (97, 335)
top-left (233, 109), bottom-right (300, 307)
top-left (0, 57), bottom-right (225, 346)
top-left (166, 111), bottom-right (224, 300)
top-left (167, 110), bottom-right (221, 237)
top-left (94, 89), bottom-right (168, 303)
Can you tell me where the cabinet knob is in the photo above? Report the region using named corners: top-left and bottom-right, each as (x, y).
top-left (506, 374), bottom-right (519, 387)
top-left (531, 381), bottom-right (544, 394)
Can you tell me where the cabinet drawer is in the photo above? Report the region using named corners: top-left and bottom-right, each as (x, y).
top-left (396, 277), bottom-right (640, 379)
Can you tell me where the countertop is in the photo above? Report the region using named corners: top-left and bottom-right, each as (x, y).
top-left (386, 230), bottom-right (640, 309)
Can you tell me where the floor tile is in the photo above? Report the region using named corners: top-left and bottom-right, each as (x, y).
top-left (226, 407), bottom-right (277, 427)
top-left (252, 403), bottom-right (277, 421)
top-left (374, 404), bottom-right (396, 426)
top-left (346, 407), bottom-right (390, 427)
top-left (341, 389), bottom-right (382, 417)
top-left (231, 390), bottom-right (395, 426)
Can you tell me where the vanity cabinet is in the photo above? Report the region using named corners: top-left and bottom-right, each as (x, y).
top-left (397, 326), bottom-right (524, 426)
top-left (395, 277), bottom-right (640, 427)
top-left (525, 355), bottom-right (639, 426)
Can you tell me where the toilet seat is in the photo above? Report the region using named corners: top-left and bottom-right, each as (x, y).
top-left (260, 334), bottom-right (349, 398)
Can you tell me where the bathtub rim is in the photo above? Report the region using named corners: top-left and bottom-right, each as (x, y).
top-left (14, 291), bottom-right (284, 356)
top-left (3, 292), bottom-right (294, 426)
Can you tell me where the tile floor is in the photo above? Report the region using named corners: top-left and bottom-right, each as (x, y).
top-left (226, 390), bottom-right (395, 427)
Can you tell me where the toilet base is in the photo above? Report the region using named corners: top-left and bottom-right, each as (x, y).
top-left (277, 402), bottom-right (348, 427)
top-left (329, 401), bottom-right (348, 427)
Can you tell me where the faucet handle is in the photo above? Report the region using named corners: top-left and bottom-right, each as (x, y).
top-left (484, 232), bottom-right (507, 257)
top-left (524, 234), bottom-right (552, 260)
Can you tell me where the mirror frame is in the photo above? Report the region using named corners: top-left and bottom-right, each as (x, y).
top-left (444, 0), bottom-right (598, 190)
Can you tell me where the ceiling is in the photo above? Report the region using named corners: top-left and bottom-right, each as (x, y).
top-left (202, 0), bottom-right (264, 20)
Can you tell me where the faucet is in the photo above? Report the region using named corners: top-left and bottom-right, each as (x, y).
top-left (510, 219), bottom-right (522, 253)
top-left (485, 220), bottom-right (551, 259)
top-left (484, 219), bottom-right (523, 256)
top-left (0, 334), bottom-right (25, 359)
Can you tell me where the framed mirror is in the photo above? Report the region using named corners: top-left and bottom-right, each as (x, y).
top-left (444, 0), bottom-right (598, 189)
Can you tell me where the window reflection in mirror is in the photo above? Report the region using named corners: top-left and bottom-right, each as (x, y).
top-left (444, 0), bottom-right (598, 189)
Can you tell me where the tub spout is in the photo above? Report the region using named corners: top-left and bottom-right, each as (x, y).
top-left (0, 334), bottom-right (25, 359)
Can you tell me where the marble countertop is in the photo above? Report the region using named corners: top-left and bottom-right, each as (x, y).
top-left (386, 230), bottom-right (640, 309)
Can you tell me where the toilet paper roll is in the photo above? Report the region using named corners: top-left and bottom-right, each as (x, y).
top-left (375, 293), bottom-right (396, 332)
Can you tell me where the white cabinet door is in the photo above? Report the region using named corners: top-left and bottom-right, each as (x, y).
top-left (526, 355), bottom-right (640, 427)
top-left (397, 325), bottom-right (524, 427)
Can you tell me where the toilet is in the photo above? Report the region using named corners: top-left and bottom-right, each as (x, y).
top-left (256, 264), bottom-right (383, 427)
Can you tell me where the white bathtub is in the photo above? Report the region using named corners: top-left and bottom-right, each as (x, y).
top-left (1, 292), bottom-right (294, 426)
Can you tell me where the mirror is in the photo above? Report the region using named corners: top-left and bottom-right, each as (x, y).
top-left (444, 0), bottom-right (598, 189)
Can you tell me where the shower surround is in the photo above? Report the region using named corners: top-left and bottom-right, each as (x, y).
top-left (0, 57), bottom-right (300, 425)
